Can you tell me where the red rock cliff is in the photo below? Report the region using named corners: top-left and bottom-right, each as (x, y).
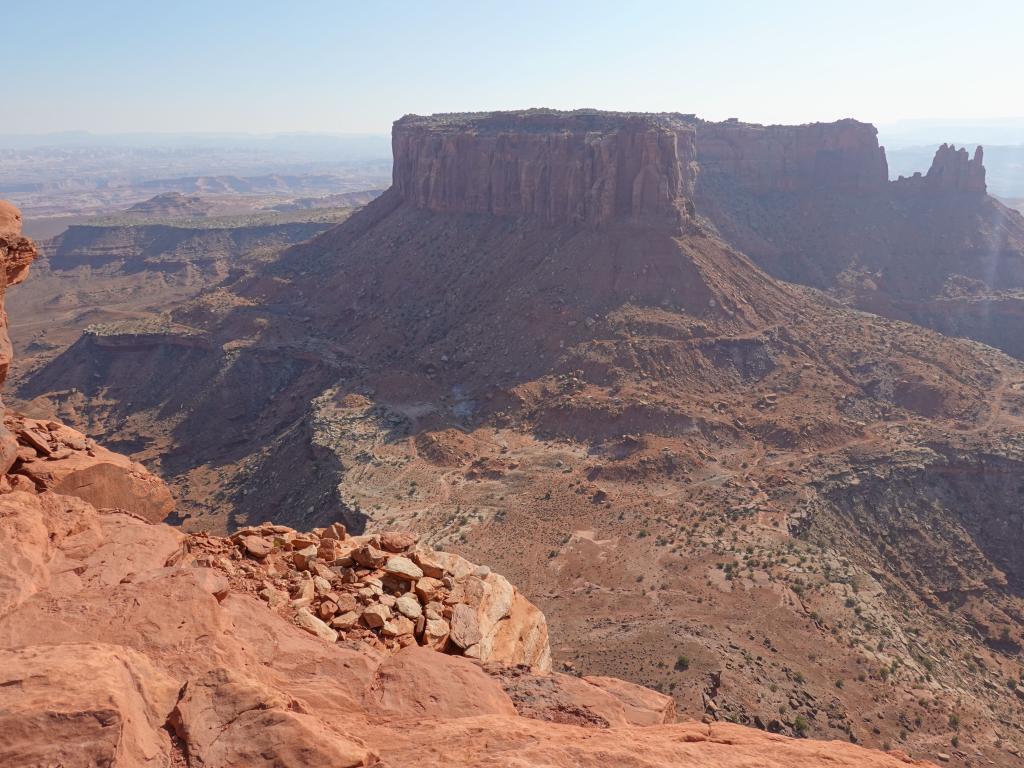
top-left (0, 200), bottom-right (174, 521)
top-left (694, 118), bottom-right (889, 193)
top-left (922, 143), bottom-right (986, 194)
top-left (391, 110), bottom-right (698, 227)
top-left (0, 201), bottom-right (38, 472)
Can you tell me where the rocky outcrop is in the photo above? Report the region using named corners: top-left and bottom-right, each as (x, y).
top-left (694, 118), bottom-right (889, 193)
top-left (0, 201), bottom-right (40, 473)
top-left (4, 414), bottom-right (175, 523)
top-left (392, 110), bottom-right (698, 227)
top-left (215, 520), bottom-right (551, 669)
top-left (0, 202), bottom-right (173, 518)
top-left (0, 487), bottom-right (939, 768)
top-left (916, 143), bottom-right (987, 194)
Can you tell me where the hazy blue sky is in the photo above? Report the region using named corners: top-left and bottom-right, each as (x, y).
top-left (7, 0), bottom-right (1023, 134)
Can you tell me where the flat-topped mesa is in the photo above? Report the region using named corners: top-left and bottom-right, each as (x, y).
top-left (391, 110), bottom-right (698, 227)
top-left (694, 118), bottom-right (889, 193)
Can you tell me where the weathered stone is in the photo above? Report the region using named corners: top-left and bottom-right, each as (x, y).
top-left (379, 531), bottom-right (417, 552)
top-left (414, 576), bottom-right (444, 603)
top-left (422, 618), bottom-right (450, 650)
top-left (362, 604), bottom-right (391, 629)
top-left (240, 535), bottom-right (273, 559)
top-left (411, 549), bottom-right (447, 579)
top-left (330, 611), bottom-right (360, 630)
top-left (321, 522), bottom-right (347, 540)
top-left (291, 544), bottom-right (317, 570)
top-left (290, 576), bottom-right (315, 609)
top-left (334, 593), bottom-right (359, 613)
top-left (381, 615), bottom-right (416, 638)
top-left (295, 608), bottom-right (338, 643)
top-left (449, 603), bottom-right (482, 649)
top-left (259, 586), bottom-right (288, 608)
top-left (352, 545), bottom-right (387, 568)
top-left (383, 556), bottom-right (423, 581)
top-left (318, 600), bottom-right (339, 620)
top-left (395, 594), bottom-right (422, 619)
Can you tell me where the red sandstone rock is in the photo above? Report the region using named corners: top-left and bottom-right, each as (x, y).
top-left (0, 452), bottom-right (940, 768)
top-left (170, 667), bottom-right (372, 768)
top-left (392, 111), bottom-right (697, 227)
top-left (582, 674), bottom-right (677, 725)
top-left (8, 414), bottom-right (174, 523)
top-left (0, 643), bottom-right (180, 768)
top-left (365, 645), bottom-right (517, 718)
top-left (923, 143), bottom-right (987, 194)
top-left (694, 118), bottom-right (889, 193)
top-left (0, 199), bottom-right (24, 239)
top-left (0, 201), bottom-right (38, 472)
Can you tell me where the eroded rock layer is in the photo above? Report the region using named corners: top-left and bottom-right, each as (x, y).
top-left (392, 111), bottom-right (697, 226)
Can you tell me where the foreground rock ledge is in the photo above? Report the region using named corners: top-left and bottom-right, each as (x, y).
top-left (0, 483), bottom-right (938, 767)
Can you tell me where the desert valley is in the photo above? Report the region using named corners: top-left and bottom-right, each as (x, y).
top-left (5, 4), bottom-right (1024, 763)
top-left (1, 105), bottom-right (1023, 767)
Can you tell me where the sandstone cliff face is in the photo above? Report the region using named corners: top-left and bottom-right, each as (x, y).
top-left (694, 118), bottom-right (889, 193)
top-left (392, 111), bottom-right (698, 227)
top-left (689, 118), bottom-right (1024, 366)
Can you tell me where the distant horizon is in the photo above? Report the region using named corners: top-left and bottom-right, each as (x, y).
top-left (4, 114), bottom-right (1024, 139)
top-left (7, 1), bottom-right (1023, 136)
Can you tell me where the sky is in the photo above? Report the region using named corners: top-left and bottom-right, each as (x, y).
top-left (6, 0), bottom-right (1024, 135)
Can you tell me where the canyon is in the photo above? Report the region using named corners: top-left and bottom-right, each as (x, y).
top-left (7, 110), bottom-right (1024, 767)
top-left (0, 198), bottom-right (933, 768)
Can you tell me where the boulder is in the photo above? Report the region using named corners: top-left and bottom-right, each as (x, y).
top-left (295, 608), bottom-right (339, 642)
top-left (384, 555), bottom-right (423, 581)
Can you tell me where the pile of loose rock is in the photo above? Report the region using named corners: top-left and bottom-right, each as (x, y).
top-left (185, 522), bottom-right (551, 670)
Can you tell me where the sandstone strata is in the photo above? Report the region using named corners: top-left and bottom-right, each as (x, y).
top-left (694, 118), bottom-right (889, 193)
top-left (392, 110), bottom-right (698, 226)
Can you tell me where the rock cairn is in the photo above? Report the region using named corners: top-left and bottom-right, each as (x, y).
top-left (185, 522), bottom-right (551, 670)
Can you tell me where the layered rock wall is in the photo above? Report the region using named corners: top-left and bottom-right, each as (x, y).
top-left (694, 118), bottom-right (889, 193)
top-left (392, 111), bottom-right (698, 226)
